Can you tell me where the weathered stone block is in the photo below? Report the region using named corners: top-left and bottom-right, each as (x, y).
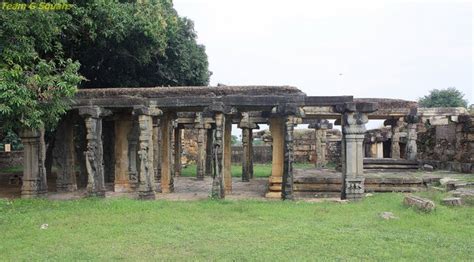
top-left (442, 197), bottom-right (463, 206)
top-left (403, 195), bottom-right (435, 212)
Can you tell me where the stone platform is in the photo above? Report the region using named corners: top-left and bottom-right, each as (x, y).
top-left (363, 158), bottom-right (419, 171)
top-left (293, 168), bottom-right (441, 198)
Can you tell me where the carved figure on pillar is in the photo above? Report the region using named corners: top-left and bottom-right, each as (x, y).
top-left (206, 102), bottom-right (232, 199)
top-left (79, 106), bottom-right (111, 197)
top-left (134, 105), bottom-right (162, 199)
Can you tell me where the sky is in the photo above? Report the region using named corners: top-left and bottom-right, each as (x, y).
top-left (173, 0), bottom-right (472, 104)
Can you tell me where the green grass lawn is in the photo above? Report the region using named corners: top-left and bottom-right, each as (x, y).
top-left (0, 193), bottom-right (473, 261)
top-left (181, 163), bottom-right (315, 178)
top-left (0, 165), bottom-right (22, 174)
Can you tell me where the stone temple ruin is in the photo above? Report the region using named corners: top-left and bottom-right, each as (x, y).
top-left (4, 86), bottom-right (474, 200)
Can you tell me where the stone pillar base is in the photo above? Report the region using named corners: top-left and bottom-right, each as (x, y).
top-left (21, 180), bottom-right (47, 198)
top-left (344, 177), bottom-right (365, 200)
top-left (114, 182), bottom-right (132, 193)
top-left (57, 183), bottom-right (78, 193)
top-left (138, 190), bottom-right (156, 200)
top-left (88, 190), bottom-right (106, 198)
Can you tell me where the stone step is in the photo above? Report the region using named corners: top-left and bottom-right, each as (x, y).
top-left (364, 158), bottom-right (419, 165)
top-left (364, 165), bottom-right (419, 169)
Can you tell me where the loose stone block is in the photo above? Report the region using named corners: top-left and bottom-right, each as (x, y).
top-left (403, 195), bottom-right (435, 212)
top-left (442, 197), bottom-right (463, 206)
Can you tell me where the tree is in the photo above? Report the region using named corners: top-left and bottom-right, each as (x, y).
top-left (0, 0), bottom-right (210, 133)
top-left (63, 0), bottom-right (210, 88)
top-left (0, 9), bottom-right (83, 133)
top-left (418, 87), bottom-right (468, 108)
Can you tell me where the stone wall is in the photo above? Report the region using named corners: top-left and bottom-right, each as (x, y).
top-left (418, 115), bottom-right (474, 173)
top-left (0, 151), bottom-right (23, 169)
top-left (182, 129), bottom-right (198, 164)
top-left (231, 145), bottom-right (272, 163)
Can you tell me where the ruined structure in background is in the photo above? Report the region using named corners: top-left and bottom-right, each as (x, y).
top-left (2, 86), bottom-right (473, 201)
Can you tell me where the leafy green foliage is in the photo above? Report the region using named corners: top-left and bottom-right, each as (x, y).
top-left (0, 0), bottom-right (210, 133)
top-left (418, 87), bottom-right (468, 108)
top-left (0, 9), bottom-right (82, 132)
top-left (64, 0), bottom-right (210, 87)
top-left (0, 131), bottom-right (23, 151)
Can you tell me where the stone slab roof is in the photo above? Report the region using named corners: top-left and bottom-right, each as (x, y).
top-left (75, 86), bottom-right (305, 99)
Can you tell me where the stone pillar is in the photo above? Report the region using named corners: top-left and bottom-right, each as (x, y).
top-left (128, 121), bottom-right (139, 188)
top-left (160, 112), bottom-right (174, 193)
top-left (385, 117), bottom-right (403, 159)
top-left (79, 106), bottom-right (109, 197)
top-left (265, 117), bottom-right (285, 198)
top-left (309, 119), bottom-right (332, 168)
top-left (241, 128), bottom-right (252, 182)
top-left (54, 117), bottom-right (77, 192)
top-left (133, 105), bottom-right (161, 199)
top-left (404, 114), bottom-right (419, 161)
top-left (195, 112), bottom-right (207, 180)
top-left (205, 128), bottom-right (213, 177)
top-left (207, 102), bottom-right (231, 199)
top-left (376, 142), bottom-right (384, 158)
top-left (196, 127), bottom-right (207, 180)
top-left (282, 115), bottom-right (297, 200)
top-left (20, 129), bottom-right (48, 198)
top-left (239, 112), bottom-right (258, 182)
top-left (338, 102), bottom-right (376, 200)
top-left (174, 126), bottom-right (182, 177)
top-left (223, 117), bottom-right (232, 194)
top-left (152, 117), bottom-right (161, 182)
top-left (114, 114), bottom-right (133, 193)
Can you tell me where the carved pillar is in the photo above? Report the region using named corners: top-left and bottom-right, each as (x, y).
top-left (128, 120), bottom-right (139, 188)
top-left (239, 112), bottom-right (258, 182)
top-left (174, 126), bottom-right (182, 177)
top-left (195, 112), bottom-right (208, 180)
top-left (152, 117), bottom-right (161, 182)
top-left (224, 117), bottom-right (232, 194)
top-left (385, 117), bottom-right (403, 159)
top-left (54, 116), bottom-right (77, 192)
top-left (20, 129), bottom-right (48, 198)
top-left (114, 113), bottom-right (133, 193)
top-left (196, 127), bottom-right (207, 180)
top-left (241, 128), bottom-right (251, 182)
top-left (338, 103), bottom-right (376, 200)
top-left (160, 112), bottom-right (174, 193)
top-left (265, 117), bottom-right (285, 198)
top-left (134, 105), bottom-right (161, 199)
top-left (282, 115), bottom-right (297, 200)
top-left (79, 106), bottom-right (109, 197)
top-left (309, 119), bottom-right (332, 168)
top-left (404, 114), bottom-right (419, 161)
top-left (207, 103), bottom-right (231, 199)
top-left (205, 128), bottom-right (213, 177)
top-left (211, 112), bottom-right (225, 198)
